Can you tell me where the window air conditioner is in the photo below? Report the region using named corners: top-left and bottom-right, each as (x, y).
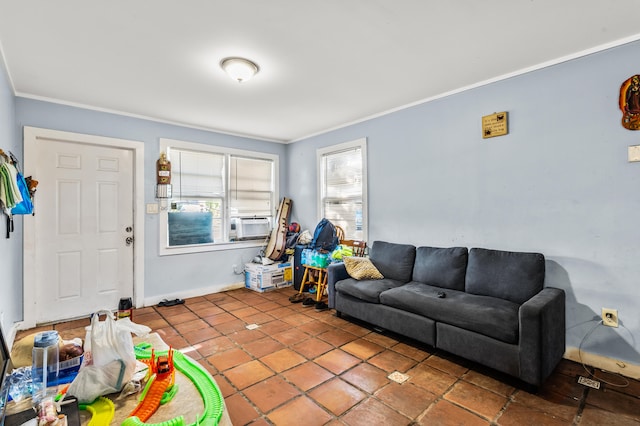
top-left (230, 217), bottom-right (271, 240)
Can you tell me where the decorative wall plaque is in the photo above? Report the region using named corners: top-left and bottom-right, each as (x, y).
top-left (620, 75), bottom-right (640, 130)
top-left (482, 111), bottom-right (508, 139)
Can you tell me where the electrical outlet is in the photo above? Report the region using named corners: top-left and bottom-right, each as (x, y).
top-left (578, 375), bottom-right (601, 389)
top-left (602, 308), bottom-right (618, 328)
top-left (629, 145), bottom-right (640, 162)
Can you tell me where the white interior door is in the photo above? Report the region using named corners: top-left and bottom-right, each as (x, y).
top-left (25, 129), bottom-right (140, 324)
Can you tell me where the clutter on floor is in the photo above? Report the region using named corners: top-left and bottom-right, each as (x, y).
top-left (244, 261), bottom-right (293, 293)
top-left (2, 309), bottom-right (230, 426)
top-left (157, 299), bottom-right (185, 307)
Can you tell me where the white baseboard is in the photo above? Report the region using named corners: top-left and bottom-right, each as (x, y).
top-left (565, 346), bottom-right (640, 380)
top-left (142, 281), bottom-right (245, 307)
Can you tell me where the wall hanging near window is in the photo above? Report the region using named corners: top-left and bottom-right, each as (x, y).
top-left (0, 149), bottom-right (38, 238)
top-left (620, 75), bottom-right (640, 130)
top-left (156, 152), bottom-right (172, 198)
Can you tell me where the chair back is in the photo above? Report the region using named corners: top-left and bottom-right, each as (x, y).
top-left (341, 239), bottom-right (367, 257)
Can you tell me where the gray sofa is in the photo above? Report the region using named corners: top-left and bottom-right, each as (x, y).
top-left (327, 241), bottom-right (565, 387)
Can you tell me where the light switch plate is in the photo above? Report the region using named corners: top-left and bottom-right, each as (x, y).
top-left (146, 203), bottom-right (159, 214)
top-left (628, 145), bottom-right (640, 162)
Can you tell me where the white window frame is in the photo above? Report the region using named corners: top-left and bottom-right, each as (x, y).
top-left (317, 137), bottom-right (368, 241)
top-left (159, 138), bottom-right (279, 255)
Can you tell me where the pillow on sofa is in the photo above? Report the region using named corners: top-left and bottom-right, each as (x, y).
top-left (369, 241), bottom-right (416, 282)
top-left (412, 246), bottom-right (468, 290)
top-left (465, 248), bottom-right (545, 304)
top-left (344, 256), bottom-right (384, 280)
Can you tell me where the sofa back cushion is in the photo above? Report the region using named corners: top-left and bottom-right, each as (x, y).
top-left (369, 241), bottom-right (416, 283)
top-left (412, 246), bottom-right (468, 290)
top-left (465, 248), bottom-right (545, 304)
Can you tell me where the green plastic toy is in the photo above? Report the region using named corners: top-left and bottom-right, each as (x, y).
top-left (119, 343), bottom-right (225, 426)
top-left (79, 396), bottom-right (115, 426)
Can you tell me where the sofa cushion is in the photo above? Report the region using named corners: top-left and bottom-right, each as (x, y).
top-left (412, 246), bottom-right (468, 290)
top-left (465, 248), bottom-right (545, 304)
top-left (344, 256), bottom-right (384, 280)
top-left (335, 278), bottom-right (406, 304)
top-left (369, 241), bottom-right (416, 283)
top-left (380, 282), bottom-right (520, 343)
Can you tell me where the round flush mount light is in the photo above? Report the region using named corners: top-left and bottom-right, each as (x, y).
top-left (220, 57), bottom-right (259, 83)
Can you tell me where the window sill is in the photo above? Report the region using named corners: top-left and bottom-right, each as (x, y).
top-left (159, 239), bottom-right (266, 256)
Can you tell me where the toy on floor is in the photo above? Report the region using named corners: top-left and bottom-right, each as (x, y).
top-left (36, 398), bottom-right (67, 426)
top-left (78, 397), bottom-right (115, 426)
top-left (127, 348), bottom-right (177, 423)
top-left (120, 343), bottom-right (225, 426)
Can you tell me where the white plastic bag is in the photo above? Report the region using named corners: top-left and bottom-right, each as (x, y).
top-left (68, 310), bottom-right (150, 403)
top-left (298, 229), bottom-right (313, 245)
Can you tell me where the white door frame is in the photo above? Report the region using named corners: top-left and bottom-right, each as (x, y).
top-left (22, 126), bottom-right (145, 328)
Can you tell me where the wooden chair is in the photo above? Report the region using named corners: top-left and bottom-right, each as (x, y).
top-left (298, 224), bottom-right (344, 302)
top-left (335, 225), bottom-right (345, 244)
top-left (306, 238), bottom-right (366, 300)
top-left (299, 264), bottom-right (328, 302)
top-left (298, 224), bottom-right (362, 302)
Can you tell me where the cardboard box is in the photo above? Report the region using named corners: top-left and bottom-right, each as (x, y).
top-left (245, 261), bottom-right (292, 274)
top-left (245, 262), bottom-right (293, 292)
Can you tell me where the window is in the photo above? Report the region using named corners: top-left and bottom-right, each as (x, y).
top-left (317, 138), bottom-right (367, 241)
top-left (159, 138), bottom-right (278, 255)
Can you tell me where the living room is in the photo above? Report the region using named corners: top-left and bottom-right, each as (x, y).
top-left (1, 2), bottom-right (639, 424)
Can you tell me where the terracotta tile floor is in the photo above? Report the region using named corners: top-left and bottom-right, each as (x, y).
top-left (16, 287), bottom-right (640, 425)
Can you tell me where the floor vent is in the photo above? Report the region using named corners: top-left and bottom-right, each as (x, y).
top-left (388, 371), bottom-right (410, 384)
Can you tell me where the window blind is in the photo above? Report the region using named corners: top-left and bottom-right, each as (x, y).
top-left (322, 147), bottom-right (363, 239)
top-left (229, 156), bottom-right (274, 217)
top-left (172, 149), bottom-right (224, 199)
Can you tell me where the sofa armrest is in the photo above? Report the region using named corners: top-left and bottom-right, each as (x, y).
top-left (327, 262), bottom-right (349, 309)
top-left (518, 287), bottom-right (566, 386)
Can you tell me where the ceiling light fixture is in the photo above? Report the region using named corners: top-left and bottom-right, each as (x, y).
top-left (220, 57), bottom-right (259, 83)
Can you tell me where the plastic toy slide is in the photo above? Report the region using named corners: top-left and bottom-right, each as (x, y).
top-left (126, 349), bottom-right (177, 423)
top-left (121, 343), bottom-right (225, 426)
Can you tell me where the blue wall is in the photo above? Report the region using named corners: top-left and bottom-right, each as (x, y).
top-left (0, 54), bottom-right (21, 335)
top-left (14, 98), bottom-right (289, 303)
top-left (287, 40), bottom-right (640, 365)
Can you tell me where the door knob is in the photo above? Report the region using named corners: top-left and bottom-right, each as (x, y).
top-left (125, 236), bottom-right (134, 246)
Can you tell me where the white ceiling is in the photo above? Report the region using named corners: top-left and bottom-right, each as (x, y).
top-left (1, 1), bottom-right (640, 143)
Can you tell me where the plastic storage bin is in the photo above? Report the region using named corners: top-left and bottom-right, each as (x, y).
top-left (301, 249), bottom-right (330, 268)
